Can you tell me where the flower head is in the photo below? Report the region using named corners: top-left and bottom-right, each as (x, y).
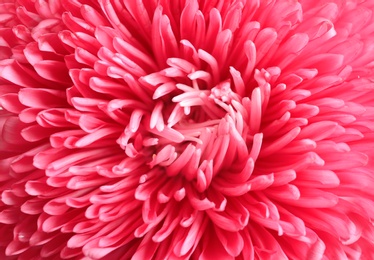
top-left (1, 0), bottom-right (374, 259)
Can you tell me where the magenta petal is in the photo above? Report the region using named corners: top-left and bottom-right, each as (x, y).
top-left (33, 60), bottom-right (70, 83)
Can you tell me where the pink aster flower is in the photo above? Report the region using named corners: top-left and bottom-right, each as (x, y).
top-left (1, 0), bottom-right (374, 259)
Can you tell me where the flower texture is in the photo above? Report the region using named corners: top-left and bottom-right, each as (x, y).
top-left (1, 0), bottom-right (374, 259)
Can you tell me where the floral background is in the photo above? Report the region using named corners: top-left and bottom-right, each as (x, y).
top-left (1, 0), bottom-right (374, 259)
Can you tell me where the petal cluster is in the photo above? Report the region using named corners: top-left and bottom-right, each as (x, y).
top-left (1, 0), bottom-right (374, 259)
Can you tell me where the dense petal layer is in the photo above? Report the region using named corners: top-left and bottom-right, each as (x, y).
top-left (1, 0), bottom-right (374, 259)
